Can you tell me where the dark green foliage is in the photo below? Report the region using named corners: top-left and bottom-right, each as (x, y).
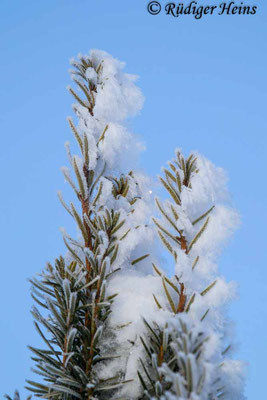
top-left (138, 318), bottom-right (225, 400)
top-left (155, 151), bottom-right (214, 257)
top-left (4, 391), bottom-right (31, 400)
top-left (24, 56), bottom-right (138, 399)
top-left (138, 318), bottom-right (211, 399)
top-left (152, 151), bottom-right (217, 315)
top-left (26, 254), bottom-right (121, 398)
top-left (137, 151), bottom-right (220, 399)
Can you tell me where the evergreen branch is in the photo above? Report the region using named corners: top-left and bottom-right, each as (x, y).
top-left (18, 54), bottom-right (238, 400)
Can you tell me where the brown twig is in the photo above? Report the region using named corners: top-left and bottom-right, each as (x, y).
top-left (177, 283), bottom-right (186, 313)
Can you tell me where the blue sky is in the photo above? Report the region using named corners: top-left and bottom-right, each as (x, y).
top-left (0, 0), bottom-right (266, 398)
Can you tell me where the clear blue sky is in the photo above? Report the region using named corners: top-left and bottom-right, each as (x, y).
top-left (0, 0), bottom-right (266, 398)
